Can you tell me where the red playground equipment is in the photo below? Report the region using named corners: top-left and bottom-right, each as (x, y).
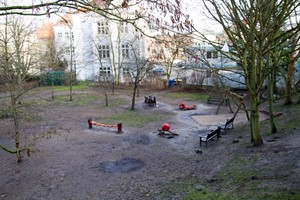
top-left (88, 119), bottom-right (122, 133)
top-left (158, 123), bottom-right (178, 138)
top-left (161, 123), bottom-right (170, 131)
top-left (179, 103), bottom-right (197, 110)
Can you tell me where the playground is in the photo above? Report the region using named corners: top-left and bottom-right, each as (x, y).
top-left (0, 86), bottom-right (299, 199)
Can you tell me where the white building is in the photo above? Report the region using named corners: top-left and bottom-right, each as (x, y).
top-left (50, 10), bottom-right (147, 82)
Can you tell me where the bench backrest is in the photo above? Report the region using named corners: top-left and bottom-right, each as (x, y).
top-left (208, 127), bottom-right (220, 138)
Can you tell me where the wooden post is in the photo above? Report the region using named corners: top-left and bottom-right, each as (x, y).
top-left (117, 123), bottom-right (122, 133)
top-left (88, 119), bottom-right (93, 129)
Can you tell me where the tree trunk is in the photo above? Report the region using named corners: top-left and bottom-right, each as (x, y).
top-left (105, 77), bottom-right (108, 106)
top-left (12, 98), bottom-right (22, 162)
top-left (250, 95), bottom-right (264, 146)
top-left (51, 71), bottom-right (54, 99)
top-left (284, 38), bottom-right (296, 105)
top-left (131, 82), bottom-right (137, 110)
top-left (268, 72), bottom-right (277, 134)
top-left (111, 78), bottom-right (115, 95)
top-left (69, 71), bottom-right (73, 101)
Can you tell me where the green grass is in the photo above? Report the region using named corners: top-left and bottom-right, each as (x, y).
top-left (102, 98), bottom-right (128, 108)
top-left (184, 190), bottom-right (300, 200)
top-left (52, 85), bottom-right (90, 91)
top-left (163, 92), bottom-right (208, 101)
top-left (54, 93), bottom-right (101, 105)
top-left (185, 190), bottom-right (240, 200)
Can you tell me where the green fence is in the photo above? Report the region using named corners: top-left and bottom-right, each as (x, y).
top-left (40, 71), bottom-right (65, 86)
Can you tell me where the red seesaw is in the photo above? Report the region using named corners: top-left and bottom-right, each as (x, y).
top-left (88, 119), bottom-right (122, 133)
top-left (179, 103), bottom-right (197, 110)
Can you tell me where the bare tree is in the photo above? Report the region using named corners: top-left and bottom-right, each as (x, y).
top-left (148, 33), bottom-right (193, 87)
top-left (283, 9), bottom-right (300, 105)
top-left (129, 37), bottom-right (151, 110)
top-left (0, 16), bottom-right (38, 162)
top-left (198, 0), bottom-right (300, 146)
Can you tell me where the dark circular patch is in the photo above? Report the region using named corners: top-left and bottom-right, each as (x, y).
top-left (98, 157), bottom-right (145, 173)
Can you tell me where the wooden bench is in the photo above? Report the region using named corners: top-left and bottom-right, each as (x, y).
top-left (207, 95), bottom-right (229, 106)
top-left (144, 95), bottom-right (156, 107)
top-left (218, 116), bottom-right (235, 133)
top-left (199, 127), bottom-right (220, 147)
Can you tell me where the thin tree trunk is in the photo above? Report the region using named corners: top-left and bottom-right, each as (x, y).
top-left (268, 72), bottom-right (277, 134)
top-left (104, 76), bottom-right (108, 106)
top-left (131, 82), bottom-right (137, 110)
top-left (51, 71), bottom-right (54, 99)
top-left (284, 38), bottom-right (296, 105)
top-left (12, 98), bottom-right (22, 162)
top-left (69, 71), bottom-right (73, 101)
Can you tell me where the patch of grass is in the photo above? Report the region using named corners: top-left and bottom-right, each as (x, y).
top-left (54, 93), bottom-right (101, 105)
top-left (251, 191), bottom-right (300, 200)
top-left (275, 103), bottom-right (300, 132)
top-left (218, 155), bottom-right (259, 184)
top-left (102, 110), bottom-right (171, 127)
top-left (157, 178), bottom-right (240, 200)
top-left (52, 85), bottom-right (89, 91)
top-left (163, 92), bottom-right (208, 101)
top-left (185, 190), bottom-right (240, 200)
top-left (102, 98), bottom-right (129, 108)
top-left (278, 121), bottom-right (298, 132)
top-left (185, 189), bottom-right (300, 200)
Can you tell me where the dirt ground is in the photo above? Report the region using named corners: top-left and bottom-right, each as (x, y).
top-left (0, 87), bottom-right (299, 199)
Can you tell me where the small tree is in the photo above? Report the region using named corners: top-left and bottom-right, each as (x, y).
top-left (148, 33), bottom-right (192, 87)
top-left (129, 37), bottom-right (151, 110)
top-left (0, 16), bottom-right (38, 162)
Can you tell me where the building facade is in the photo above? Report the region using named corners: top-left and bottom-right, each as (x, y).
top-left (51, 11), bottom-right (146, 83)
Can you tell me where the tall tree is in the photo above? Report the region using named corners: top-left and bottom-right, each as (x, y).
top-left (283, 9), bottom-right (300, 105)
top-left (199, 0), bottom-right (300, 146)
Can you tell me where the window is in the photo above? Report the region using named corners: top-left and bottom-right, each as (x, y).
top-left (120, 22), bottom-right (128, 33)
top-left (98, 45), bottom-right (110, 58)
top-left (97, 21), bottom-right (109, 34)
top-left (65, 47), bottom-right (74, 55)
top-left (65, 32), bottom-right (69, 39)
top-left (122, 43), bottom-right (130, 58)
top-left (73, 60), bottom-right (76, 70)
top-left (99, 66), bottom-right (111, 75)
top-left (207, 51), bottom-right (218, 59)
top-left (213, 51), bottom-right (218, 59)
top-left (123, 67), bottom-right (130, 75)
top-left (58, 32), bottom-right (62, 39)
top-left (65, 47), bottom-right (70, 55)
top-left (207, 51), bottom-right (212, 59)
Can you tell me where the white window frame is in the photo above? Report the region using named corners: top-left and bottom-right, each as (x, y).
top-left (120, 22), bottom-right (128, 33)
top-left (65, 32), bottom-right (69, 39)
top-left (97, 21), bottom-right (109, 35)
top-left (65, 47), bottom-right (70, 55)
top-left (98, 45), bottom-right (110, 58)
top-left (99, 66), bottom-right (111, 75)
top-left (122, 43), bottom-right (130, 58)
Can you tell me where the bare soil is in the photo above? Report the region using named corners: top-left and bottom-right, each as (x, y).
top-left (0, 86), bottom-right (299, 199)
